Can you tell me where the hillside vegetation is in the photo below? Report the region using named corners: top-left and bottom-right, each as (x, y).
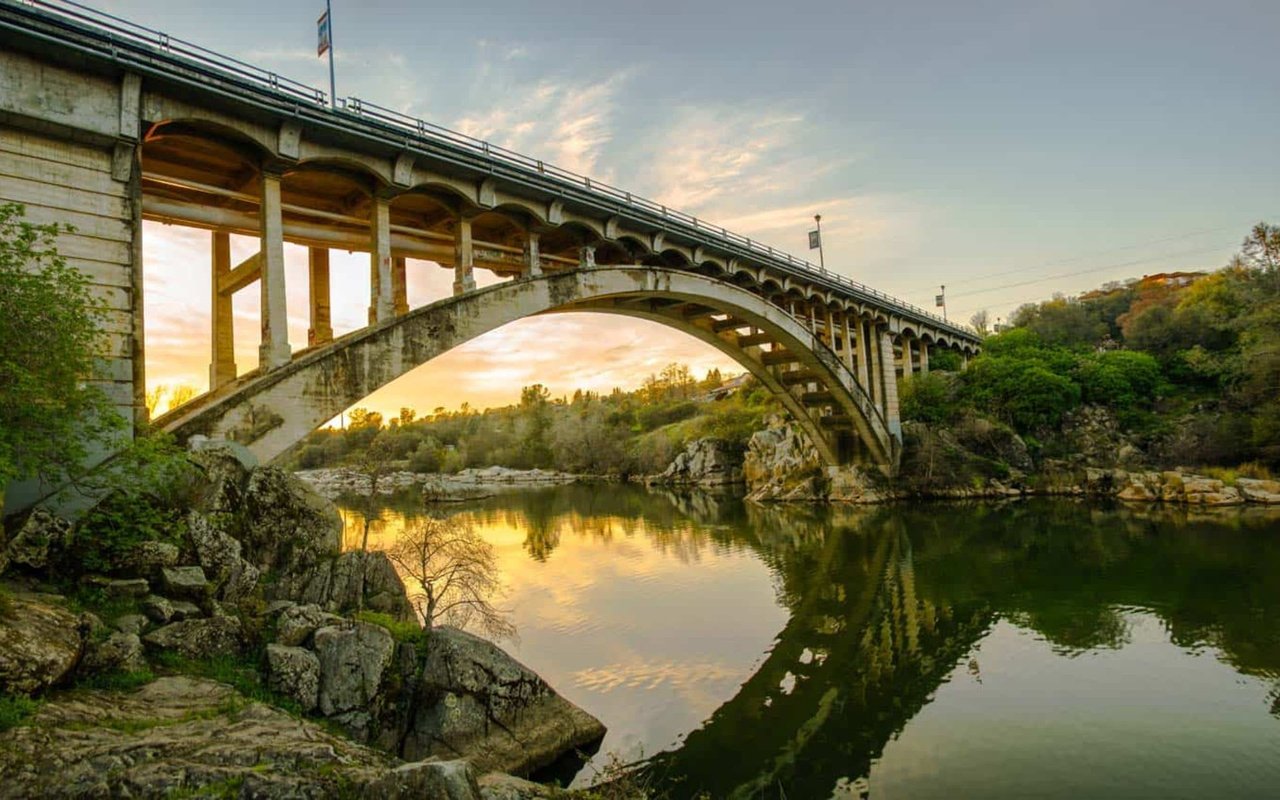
top-left (902, 222), bottom-right (1280, 469)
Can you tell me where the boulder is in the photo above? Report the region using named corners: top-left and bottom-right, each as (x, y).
top-left (142, 595), bottom-right (175, 624)
top-left (404, 626), bottom-right (606, 776)
top-left (160, 566), bottom-right (209, 599)
top-left (122, 541), bottom-right (180, 575)
top-left (78, 576), bottom-right (151, 598)
top-left (3, 510), bottom-right (72, 572)
top-left (0, 676), bottom-right (424, 798)
top-left (0, 591), bottom-right (84, 694)
top-left (274, 603), bottom-right (343, 648)
top-left (744, 421), bottom-right (826, 502)
top-left (142, 616), bottom-right (243, 660)
top-left (79, 631), bottom-right (147, 676)
top-left (365, 760), bottom-right (483, 800)
top-left (650, 438), bottom-right (744, 487)
top-left (280, 550), bottom-right (415, 621)
top-left (1237, 478), bottom-right (1280, 504)
top-left (313, 621), bottom-right (395, 717)
top-left (265, 644), bottom-right (320, 713)
top-left (186, 512), bottom-right (261, 604)
top-left (169, 600), bottom-right (203, 621)
top-left (478, 772), bottom-right (560, 800)
top-left (188, 440), bottom-right (256, 515)
top-left (115, 614), bottom-right (149, 636)
top-left (242, 467), bottom-right (342, 575)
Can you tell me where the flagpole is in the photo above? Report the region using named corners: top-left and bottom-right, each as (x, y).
top-left (814, 213), bottom-right (825, 271)
top-left (325, 0), bottom-right (336, 109)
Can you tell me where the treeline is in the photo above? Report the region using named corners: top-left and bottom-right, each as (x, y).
top-left (290, 364), bottom-right (779, 476)
top-left (903, 222), bottom-right (1280, 467)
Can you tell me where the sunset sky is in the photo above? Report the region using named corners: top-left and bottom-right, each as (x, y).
top-left (128, 0), bottom-right (1280, 416)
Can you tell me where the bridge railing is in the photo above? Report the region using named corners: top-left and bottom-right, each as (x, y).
top-left (13, 0), bottom-right (971, 338)
top-left (342, 98), bottom-right (966, 334)
top-left (14, 0), bottom-right (327, 106)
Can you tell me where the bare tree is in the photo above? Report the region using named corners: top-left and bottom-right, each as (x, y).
top-left (387, 514), bottom-right (516, 641)
top-left (969, 309), bottom-right (991, 337)
top-left (355, 430), bottom-right (396, 554)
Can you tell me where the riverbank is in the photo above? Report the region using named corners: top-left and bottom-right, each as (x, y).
top-left (298, 465), bottom-right (586, 503)
top-left (0, 445), bottom-right (604, 799)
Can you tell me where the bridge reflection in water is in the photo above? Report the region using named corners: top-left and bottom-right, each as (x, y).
top-left (339, 488), bottom-right (1280, 799)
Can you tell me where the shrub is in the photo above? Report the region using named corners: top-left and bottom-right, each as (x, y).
top-left (0, 585), bottom-right (14, 619)
top-left (0, 694), bottom-right (40, 732)
top-left (901, 373), bottom-right (959, 425)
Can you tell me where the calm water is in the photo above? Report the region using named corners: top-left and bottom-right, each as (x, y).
top-left (337, 486), bottom-right (1280, 799)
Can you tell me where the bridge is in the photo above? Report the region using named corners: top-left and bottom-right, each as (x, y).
top-left (0, 0), bottom-right (980, 499)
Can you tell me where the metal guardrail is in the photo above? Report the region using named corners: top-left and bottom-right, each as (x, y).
top-left (12, 0), bottom-right (974, 338)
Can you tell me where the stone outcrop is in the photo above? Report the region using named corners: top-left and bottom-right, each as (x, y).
top-left (265, 643), bottom-right (321, 712)
top-left (404, 626), bottom-right (606, 776)
top-left (0, 590), bottom-right (85, 695)
top-left (744, 421), bottom-right (827, 501)
top-left (1237, 478), bottom-right (1280, 504)
top-left (648, 438), bottom-right (744, 487)
top-left (297, 466), bottom-right (579, 502)
top-left (78, 631), bottom-right (147, 676)
top-left (1, 510), bottom-right (72, 573)
top-left (278, 549), bottom-right (416, 622)
top-left (142, 615), bottom-right (243, 660)
top-left (313, 621), bottom-right (396, 717)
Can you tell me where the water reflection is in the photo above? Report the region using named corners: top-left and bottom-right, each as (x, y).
top-left (337, 488), bottom-right (1280, 798)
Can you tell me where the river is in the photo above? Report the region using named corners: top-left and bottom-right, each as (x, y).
top-left (336, 485), bottom-right (1280, 799)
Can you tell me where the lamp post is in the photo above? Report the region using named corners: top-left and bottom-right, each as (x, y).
top-left (813, 213), bottom-right (825, 271)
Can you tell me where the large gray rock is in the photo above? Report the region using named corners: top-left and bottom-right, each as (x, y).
top-left (365, 760), bottom-right (482, 800)
top-left (2, 510), bottom-right (72, 572)
top-left (122, 541), bottom-right (180, 575)
top-left (160, 566), bottom-right (208, 599)
top-left (274, 603), bottom-right (344, 647)
top-left (188, 440), bottom-right (256, 515)
top-left (142, 595), bottom-right (175, 624)
top-left (142, 616), bottom-right (243, 660)
top-left (265, 644), bottom-right (320, 713)
top-left (186, 512), bottom-right (261, 603)
top-left (743, 421), bottom-right (826, 502)
top-left (478, 772), bottom-right (560, 800)
top-left (1237, 478), bottom-right (1280, 504)
top-left (242, 467), bottom-right (342, 575)
top-left (313, 621), bottom-right (395, 717)
top-left (0, 676), bottom-right (430, 799)
top-left (651, 437), bottom-right (744, 487)
top-left (0, 591), bottom-right (84, 695)
top-left (79, 632), bottom-right (147, 676)
top-left (280, 550), bottom-right (415, 621)
top-left (404, 626), bottom-right (606, 776)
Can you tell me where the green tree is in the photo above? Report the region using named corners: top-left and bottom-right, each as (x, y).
top-left (0, 203), bottom-right (122, 502)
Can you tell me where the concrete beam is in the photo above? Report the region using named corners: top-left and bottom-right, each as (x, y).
top-left (257, 170), bottom-right (291, 370)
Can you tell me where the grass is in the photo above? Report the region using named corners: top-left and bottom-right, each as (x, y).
top-left (1199, 463), bottom-right (1275, 483)
top-left (63, 586), bottom-right (142, 632)
top-left (354, 610), bottom-right (426, 648)
top-left (0, 694), bottom-right (41, 732)
top-left (0, 585), bottom-right (14, 620)
top-left (75, 668), bottom-right (156, 692)
top-left (167, 776), bottom-right (247, 799)
top-left (152, 650), bottom-right (303, 717)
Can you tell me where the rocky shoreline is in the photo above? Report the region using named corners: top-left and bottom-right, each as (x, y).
top-left (297, 466), bottom-right (584, 504)
top-left (0, 445), bottom-right (602, 799)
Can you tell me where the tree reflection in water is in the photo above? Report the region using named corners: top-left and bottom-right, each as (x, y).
top-left (339, 487), bottom-right (1280, 799)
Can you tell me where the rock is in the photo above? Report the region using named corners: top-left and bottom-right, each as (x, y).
top-left (281, 550), bottom-right (415, 621)
top-left (142, 615), bottom-right (242, 660)
top-left (650, 438), bottom-right (744, 487)
top-left (122, 541), bottom-right (180, 575)
top-left (78, 574), bottom-right (152, 598)
top-left (188, 440), bottom-right (256, 515)
top-left (275, 603), bottom-right (343, 647)
top-left (142, 595), bottom-right (174, 624)
top-left (313, 621), bottom-right (395, 718)
top-left (744, 420), bottom-right (826, 502)
top-left (404, 626), bottom-right (606, 776)
top-left (0, 590), bottom-right (84, 694)
top-left (169, 600), bottom-right (203, 621)
top-left (114, 614), bottom-right (149, 636)
top-left (242, 467), bottom-right (342, 575)
top-left (366, 760), bottom-right (483, 800)
top-left (79, 632), bottom-right (147, 676)
top-left (478, 772), bottom-right (560, 800)
top-left (1237, 478), bottom-right (1280, 504)
top-left (160, 566), bottom-right (208, 599)
top-left (3, 510), bottom-right (72, 572)
top-left (952, 414), bottom-right (1034, 473)
top-left (0, 676), bottom-right (427, 798)
top-left (265, 644), bottom-right (320, 713)
top-left (186, 512), bottom-right (260, 604)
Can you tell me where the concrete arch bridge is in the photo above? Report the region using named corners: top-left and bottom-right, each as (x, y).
top-left (0, 0), bottom-right (980, 487)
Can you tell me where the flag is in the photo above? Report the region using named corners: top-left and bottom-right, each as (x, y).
top-left (808, 230), bottom-right (821, 250)
top-left (935, 294), bottom-right (945, 307)
top-left (317, 11), bottom-right (331, 56)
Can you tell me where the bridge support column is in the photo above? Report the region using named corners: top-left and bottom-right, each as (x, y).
top-left (860, 318), bottom-right (880, 404)
top-left (258, 171), bottom-right (292, 370)
top-left (453, 218), bottom-right (476, 295)
top-left (369, 198), bottom-right (393, 323)
top-left (579, 245), bottom-right (596, 269)
top-left (392, 256), bottom-right (409, 316)
top-left (523, 231), bottom-right (542, 278)
top-left (840, 313), bottom-right (855, 371)
top-left (902, 338), bottom-right (915, 378)
top-left (823, 307), bottom-right (835, 347)
top-left (852, 317), bottom-right (871, 391)
top-left (919, 344), bottom-right (930, 375)
top-left (878, 328), bottom-right (902, 439)
top-left (308, 247), bottom-right (333, 346)
top-left (209, 232), bottom-right (237, 388)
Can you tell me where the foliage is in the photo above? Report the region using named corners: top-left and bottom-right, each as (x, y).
top-left (386, 515), bottom-right (515, 640)
top-left (900, 374), bottom-right (961, 425)
top-left (0, 585), bottom-right (13, 619)
top-left (65, 434), bottom-right (197, 574)
top-left (0, 694), bottom-right (40, 732)
top-left (355, 610), bottom-right (427, 649)
top-left (75, 668), bottom-right (156, 692)
top-left (0, 202), bottom-right (124, 491)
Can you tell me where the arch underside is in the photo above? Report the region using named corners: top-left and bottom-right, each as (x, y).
top-left (159, 267), bottom-right (899, 471)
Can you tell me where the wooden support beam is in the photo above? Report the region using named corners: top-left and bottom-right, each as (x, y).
top-left (217, 251), bottom-right (262, 296)
top-left (779, 370), bottom-right (820, 386)
top-left (711, 317), bottom-right (747, 333)
top-left (737, 332), bottom-right (775, 348)
top-left (801, 390), bottom-right (834, 406)
top-left (762, 349), bottom-right (800, 366)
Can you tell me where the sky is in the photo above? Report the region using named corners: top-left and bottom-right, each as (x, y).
top-left (116, 0), bottom-right (1280, 416)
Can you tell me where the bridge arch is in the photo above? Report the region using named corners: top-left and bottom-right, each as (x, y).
top-left (158, 267), bottom-right (897, 471)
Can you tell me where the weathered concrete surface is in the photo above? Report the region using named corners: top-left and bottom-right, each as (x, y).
top-left (162, 268), bottom-right (897, 470)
